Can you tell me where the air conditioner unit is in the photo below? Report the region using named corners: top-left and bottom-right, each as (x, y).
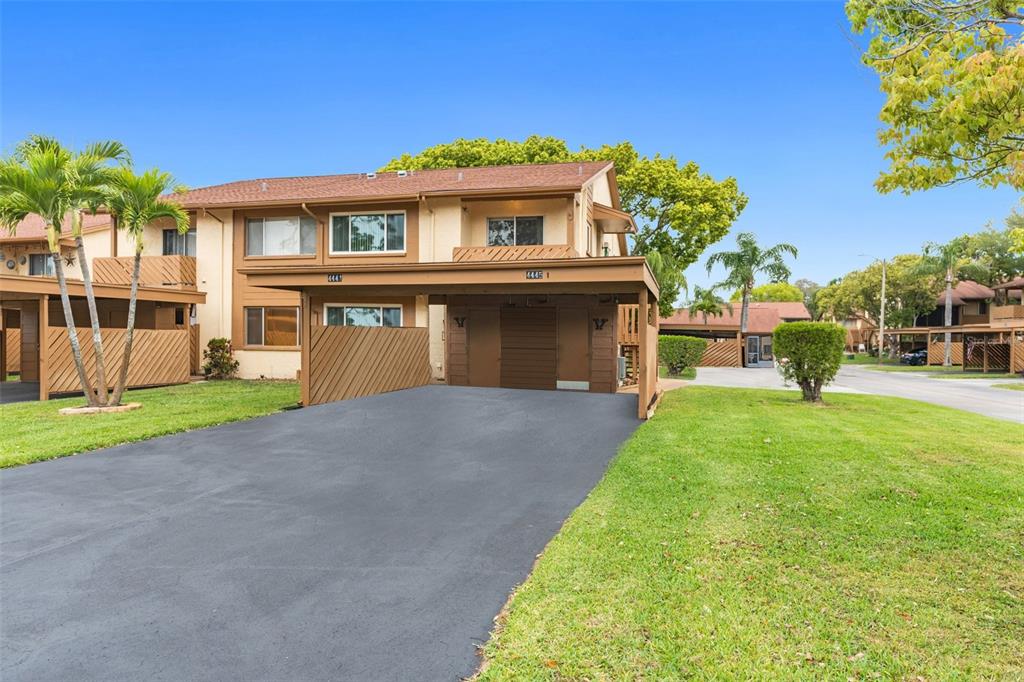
top-left (617, 356), bottom-right (627, 381)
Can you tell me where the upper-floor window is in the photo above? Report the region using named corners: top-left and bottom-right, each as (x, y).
top-left (487, 216), bottom-right (543, 246)
top-left (246, 217), bottom-right (316, 257)
top-left (163, 228), bottom-right (196, 257)
top-left (330, 212), bottom-right (405, 254)
top-left (28, 253), bottom-right (55, 276)
top-left (325, 304), bottom-right (402, 328)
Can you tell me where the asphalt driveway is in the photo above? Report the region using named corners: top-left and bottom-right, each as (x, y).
top-left (0, 382), bottom-right (39, 404)
top-left (692, 365), bottom-right (1024, 423)
top-left (0, 386), bottom-right (640, 681)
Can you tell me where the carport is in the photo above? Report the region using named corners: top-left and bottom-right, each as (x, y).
top-left (240, 256), bottom-right (661, 418)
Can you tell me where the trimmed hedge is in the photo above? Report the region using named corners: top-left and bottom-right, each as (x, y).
top-left (658, 335), bottom-right (708, 376)
top-left (773, 322), bottom-right (845, 402)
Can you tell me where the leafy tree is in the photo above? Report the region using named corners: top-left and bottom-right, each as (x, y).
top-left (381, 136), bottom-right (747, 309)
top-left (688, 286), bottom-right (732, 323)
top-left (644, 250), bottom-right (687, 317)
top-left (847, 1), bottom-right (1024, 191)
top-left (794, 278), bottom-right (822, 319)
top-left (0, 135), bottom-right (127, 406)
top-left (916, 237), bottom-right (972, 365)
top-left (705, 233), bottom-right (798, 334)
top-left (957, 218), bottom-right (1024, 283)
top-left (104, 167), bottom-right (189, 405)
top-left (1010, 209), bottom-right (1024, 253)
top-left (773, 322), bottom-right (846, 402)
top-left (729, 281), bottom-right (804, 303)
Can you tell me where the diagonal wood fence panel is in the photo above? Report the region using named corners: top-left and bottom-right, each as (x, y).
top-left (92, 255), bottom-right (197, 289)
top-left (452, 244), bottom-right (576, 262)
top-left (4, 329), bottom-right (21, 373)
top-left (46, 328), bottom-right (189, 395)
top-left (308, 325), bottom-right (432, 406)
top-left (927, 341), bottom-right (963, 365)
top-left (698, 339), bottom-right (741, 367)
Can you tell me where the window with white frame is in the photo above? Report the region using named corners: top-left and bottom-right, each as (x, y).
top-left (324, 305), bottom-right (402, 328)
top-left (163, 228), bottom-right (196, 256)
top-left (244, 306), bottom-right (299, 346)
top-left (330, 212), bottom-right (405, 253)
top-left (245, 217), bottom-right (316, 256)
top-left (487, 216), bottom-right (543, 246)
top-left (28, 253), bottom-right (55, 276)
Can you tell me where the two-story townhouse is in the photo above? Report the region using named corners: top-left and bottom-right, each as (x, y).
top-left (2, 162), bottom-right (661, 416)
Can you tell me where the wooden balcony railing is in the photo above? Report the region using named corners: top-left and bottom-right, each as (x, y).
top-left (618, 304), bottom-right (640, 345)
top-left (92, 255), bottom-right (197, 290)
top-left (991, 304), bottom-right (1024, 323)
top-left (452, 244), bottom-right (577, 263)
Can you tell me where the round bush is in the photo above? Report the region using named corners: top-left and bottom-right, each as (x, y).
top-left (773, 322), bottom-right (845, 402)
top-left (658, 335), bottom-right (708, 375)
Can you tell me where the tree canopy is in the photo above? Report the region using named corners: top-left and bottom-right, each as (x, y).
top-left (381, 136), bottom-right (748, 308)
top-left (729, 281), bottom-right (804, 303)
top-left (815, 254), bottom-right (939, 328)
top-left (847, 0), bottom-right (1024, 192)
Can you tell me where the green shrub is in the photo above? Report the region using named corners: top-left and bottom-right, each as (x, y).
top-left (773, 322), bottom-right (845, 402)
top-left (202, 337), bottom-right (239, 380)
top-left (658, 335), bottom-right (708, 375)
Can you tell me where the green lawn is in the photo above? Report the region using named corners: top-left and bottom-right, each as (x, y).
top-left (659, 366), bottom-right (697, 380)
top-left (0, 380), bottom-right (300, 468)
top-left (994, 382), bottom-right (1024, 391)
top-left (480, 387), bottom-right (1024, 680)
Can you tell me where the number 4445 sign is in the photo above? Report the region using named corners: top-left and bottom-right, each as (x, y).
top-left (525, 270), bottom-right (545, 280)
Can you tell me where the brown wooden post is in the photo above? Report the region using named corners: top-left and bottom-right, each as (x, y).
top-left (983, 341), bottom-right (989, 373)
top-left (637, 287), bottom-right (649, 420)
top-left (300, 289), bottom-right (311, 407)
top-left (39, 294), bottom-right (49, 401)
top-left (736, 330), bottom-right (743, 367)
top-left (0, 321), bottom-right (6, 383)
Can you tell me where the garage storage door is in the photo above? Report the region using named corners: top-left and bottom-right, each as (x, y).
top-left (500, 307), bottom-right (556, 390)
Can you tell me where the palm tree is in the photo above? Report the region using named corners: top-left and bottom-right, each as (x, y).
top-left (644, 250), bottom-right (687, 317)
top-left (917, 237), bottom-right (972, 366)
top-left (0, 136), bottom-right (127, 406)
top-left (688, 286), bottom-right (732, 324)
top-left (705, 232), bottom-right (798, 335)
top-left (104, 168), bottom-right (189, 406)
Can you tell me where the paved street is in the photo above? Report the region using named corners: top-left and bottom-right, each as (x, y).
top-left (691, 365), bottom-right (1024, 423)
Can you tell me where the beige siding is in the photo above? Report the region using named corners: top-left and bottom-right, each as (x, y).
top-left (464, 199), bottom-right (570, 248)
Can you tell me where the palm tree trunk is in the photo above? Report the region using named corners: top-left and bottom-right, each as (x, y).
top-left (943, 269), bottom-right (953, 367)
top-left (50, 252), bottom-right (98, 405)
top-left (740, 285), bottom-right (751, 335)
top-left (110, 249), bottom-right (141, 405)
top-left (75, 233), bottom-right (108, 404)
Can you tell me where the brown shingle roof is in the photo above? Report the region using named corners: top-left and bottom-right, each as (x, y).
top-left (661, 301), bottom-right (811, 335)
top-left (1, 212), bottom-right (112, 243)
top-left (168, 161), bottom-right (614, 208)
top-left (937, 280), bottom-right (994, 306)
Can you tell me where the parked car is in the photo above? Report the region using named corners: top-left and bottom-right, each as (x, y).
top-left (900, 349), bottom-right (928, 366)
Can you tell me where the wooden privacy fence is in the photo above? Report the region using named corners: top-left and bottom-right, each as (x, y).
top-left (618, 304), bottom-right (639, 345)
top-left (4, 328), bottom-right (21, 372)
top-left (189, 325), bottom-right (201, 374)
top-left (927, 339), bottom-right (963, 365)
top-left (964, 339), bottom-right (1010, 373)
top-left (308, 325), bottom-right (432, 406)
top-left (92, 255), bottom-right (197, 289)
top-left (46, 328), bottom-right (189, 395)
top-left (698, 339), bottom-right (742, 367)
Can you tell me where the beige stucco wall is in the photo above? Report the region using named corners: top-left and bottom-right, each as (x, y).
top-left (420, 197), bottom-right (464, 262)
top-left (465, 198), bottom-right (569, 247)
top-left (235, 349), bottom-right (300, 380)
top-left (195, 210), bottom-right (233, 349)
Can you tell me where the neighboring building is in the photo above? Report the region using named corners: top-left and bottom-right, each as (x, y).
top-left (660, 301), bottom-right (811, 368)
top-left (887, 278), bottom-right (1024, 372)
top-left (1, 162), bottom-right (662, 416)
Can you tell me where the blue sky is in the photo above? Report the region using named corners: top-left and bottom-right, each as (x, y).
top-left (2, 1), bottom-right (1019, 294)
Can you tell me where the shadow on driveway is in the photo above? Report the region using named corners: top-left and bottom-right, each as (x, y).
top-left (0, 385), bottom-right (639, 681)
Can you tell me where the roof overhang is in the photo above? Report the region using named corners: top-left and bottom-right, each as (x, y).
top-left (239, 256), bottom-right (659, 300)
top-left (0, 274), bottom-right (206, 305)
top-left (593, 203), bottom-right (636, 233)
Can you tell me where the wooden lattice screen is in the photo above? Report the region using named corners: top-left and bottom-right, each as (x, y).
top-left (927, 340), bottom-right (963, 366)
top-left (308, 325), bottom-right (432, 406)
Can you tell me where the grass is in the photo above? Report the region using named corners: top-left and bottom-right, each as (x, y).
top-left (659, 366), bottom-right (697, 380)
top-left (994, 382), bottom-right (1024, 391)
top-left (480, 387), bottom-right (1024, 680)
top-left (0, 380), bottom-right (299, 468)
